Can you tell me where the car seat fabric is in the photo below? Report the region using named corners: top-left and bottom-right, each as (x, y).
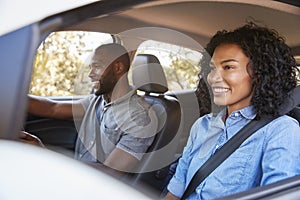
top-left (129, 53), bottom-right (182, 194)
top-left (286, 85), bottom-right (300, 123)
top-left (131, 54), bottom-right (168, 94)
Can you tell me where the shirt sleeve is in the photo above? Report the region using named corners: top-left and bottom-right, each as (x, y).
top-left (167, 118), bottom-right (202, 198)
top-left (261, 115), bottom-right (300, 185)
top-left (116, 98), bottom-right (158, 160)
top-left (79, 95), bottom-right (94, 110)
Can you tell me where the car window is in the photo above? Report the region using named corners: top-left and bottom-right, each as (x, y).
top-left (30, 31), bottom-right (113, 97)
top-left (136, 40), bottom-right (202, 91)
top-left (31, 33), bottom-right (202, 97)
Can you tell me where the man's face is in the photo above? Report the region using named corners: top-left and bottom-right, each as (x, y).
top-left (88, 51), bottom-right (117, 96)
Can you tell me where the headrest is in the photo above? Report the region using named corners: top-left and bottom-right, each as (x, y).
top-left (279, 85), bottom-right (300, 123)
top-left (131, 54), bottom-right (168, 94)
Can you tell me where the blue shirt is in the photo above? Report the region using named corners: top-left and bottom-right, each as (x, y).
top-left (167, 106), bottom-right (300, 199)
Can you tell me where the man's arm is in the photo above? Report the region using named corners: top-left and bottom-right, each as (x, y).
top-left (85, 148), bottom-right (139, 178)
top-left (20, 96), bottom-right (84, 146)
top-left (104, 148), bottom-right (139, 172)
top-left (28, 95), bottom-right (84, 120)
top-left (163, 192), bottom-right (180, 200)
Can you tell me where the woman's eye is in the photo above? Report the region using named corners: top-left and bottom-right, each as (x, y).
top-left (223, 65), bottom-right (233, 70)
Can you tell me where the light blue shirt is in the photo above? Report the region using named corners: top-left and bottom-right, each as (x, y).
top-left (167, 106), bottom-right (300, 199)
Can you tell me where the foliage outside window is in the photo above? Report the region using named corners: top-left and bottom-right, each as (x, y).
top-left (30, 31), bottom-right (112, 96)
top-left (30, 32), bottom-right (201, 97)
top-left (136, 40), bottom-right (202, 91)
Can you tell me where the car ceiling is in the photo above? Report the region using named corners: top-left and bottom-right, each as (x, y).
top-left (65, 0), bottom-right (300, 53)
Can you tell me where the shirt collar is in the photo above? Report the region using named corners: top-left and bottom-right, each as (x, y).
top-left (102, 86), bottom-right (136, 107)
top-left (208, 110), bottom-right (226, 129)
top-left (231, 105), bottom-right (256, 120)
top-left (209, 105), bottom-right (256, 128)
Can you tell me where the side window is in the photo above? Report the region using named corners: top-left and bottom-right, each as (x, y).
top-left (30, 31), bottom-right (113, 97)
top-left (136, 40), bottom-right (202, 91)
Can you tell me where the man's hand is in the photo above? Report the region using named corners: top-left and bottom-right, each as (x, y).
top-left (104, 148), bottom-right (139, 173)
top-left (19, 131), bottom-right (45, 148)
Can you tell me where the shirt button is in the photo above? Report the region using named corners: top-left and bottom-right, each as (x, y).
top-left (196, 188), bottom-right (201, 194)
top-left (234, 112), bottom-right (239, 117)
top-left (90, 141), bottom-right (93, 145)
top-left (79, 153), bottom-right (83, 157)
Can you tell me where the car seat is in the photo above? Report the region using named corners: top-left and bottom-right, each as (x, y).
top-left (128, 53), bottom-right (182, 195)
top-left (286, 85), bottom-right (300, 123)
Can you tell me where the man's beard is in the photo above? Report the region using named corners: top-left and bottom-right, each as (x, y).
top-left (94, 73), bottom-right (117, 96)
top-left (94, 80), bottom-right (107, 96)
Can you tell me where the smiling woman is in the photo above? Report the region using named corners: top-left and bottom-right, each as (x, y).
top-left (164, 22), bottom-right (300, 200)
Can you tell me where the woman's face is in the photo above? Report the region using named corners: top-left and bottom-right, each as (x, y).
top-left (207, 43), bottom-right (253, 115)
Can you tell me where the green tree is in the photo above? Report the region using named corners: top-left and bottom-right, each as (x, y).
top-left (164, 51), bottom-right (200, 91)
top-left (30, 31), bottom-right (110, 96)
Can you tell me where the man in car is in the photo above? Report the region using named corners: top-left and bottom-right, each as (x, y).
top-left (20, 43), bottom-right (158, 174)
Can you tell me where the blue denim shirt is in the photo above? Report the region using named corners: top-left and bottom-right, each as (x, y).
top-left (167, 106), bottom-right (300, 199)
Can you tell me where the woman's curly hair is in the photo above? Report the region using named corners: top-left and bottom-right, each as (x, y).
top-left (196, 22), bottom-right (299, 118)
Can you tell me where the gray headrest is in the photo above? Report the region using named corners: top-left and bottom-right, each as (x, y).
top-left (131, 54), bottom-right (168, 94)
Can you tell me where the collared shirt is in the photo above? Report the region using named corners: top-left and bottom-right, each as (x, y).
top-left (75, 89), bottom-right (158, 163)
top-left (167, 106), bottom-right (300, 199)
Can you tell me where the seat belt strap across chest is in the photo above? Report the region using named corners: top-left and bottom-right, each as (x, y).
top-left (180, 116), bottom-right (274, 200)
top-left (181, 85), bottom-right (300, 199)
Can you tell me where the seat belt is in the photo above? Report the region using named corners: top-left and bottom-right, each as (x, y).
top-left (181, 85), bottom-right (300, 200)
top-left (180, 116), bottom-right (273, 200)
